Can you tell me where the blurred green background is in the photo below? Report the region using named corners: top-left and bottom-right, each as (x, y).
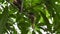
top-left (0, 0), bottom-right (60, 34)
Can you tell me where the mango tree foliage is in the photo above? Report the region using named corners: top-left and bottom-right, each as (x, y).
top-left (0, 0), bottom-right (60, 34)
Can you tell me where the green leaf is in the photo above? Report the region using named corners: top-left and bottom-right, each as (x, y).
top-left (32, 31), bottom-right (35, 34)
top-left (0, 6), bottom-right (9, 33)
top-left (37, 30), bottom-right (42, 34)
